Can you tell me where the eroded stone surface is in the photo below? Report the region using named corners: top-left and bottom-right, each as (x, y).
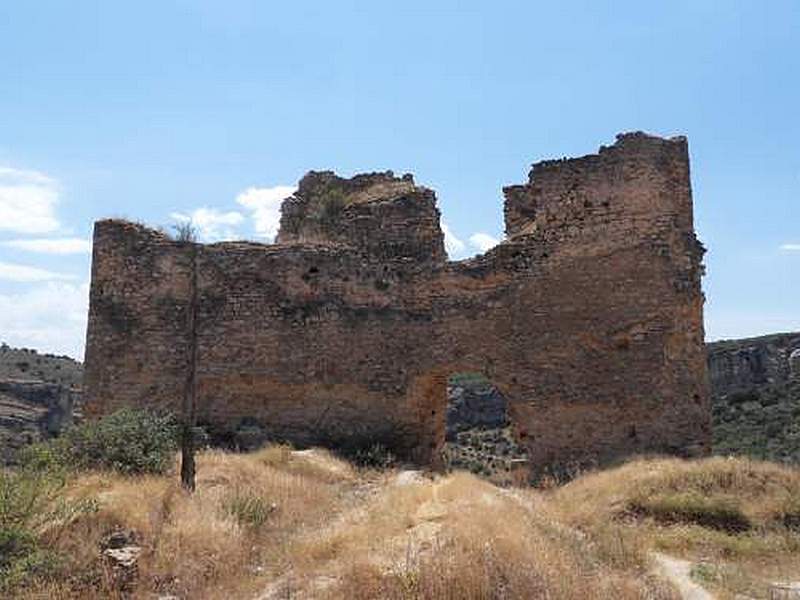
top-left (84, 132), bottom-right (710, 478)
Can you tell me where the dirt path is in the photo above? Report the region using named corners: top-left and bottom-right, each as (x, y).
top-left (257, 464), bottom-right (717, 600)
top-left (652, 552), bottom-right (714, 600)
top-left (256, 468), bottom-right (435, 600)
top-left (504, 488), bottom-right (714, 600)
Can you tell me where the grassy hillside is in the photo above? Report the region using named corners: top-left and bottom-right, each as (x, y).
top-left (553, 457), bottom-right (800, 598)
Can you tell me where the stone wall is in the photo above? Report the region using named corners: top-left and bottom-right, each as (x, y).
top-left (84, 132), bottom-right (710, 478)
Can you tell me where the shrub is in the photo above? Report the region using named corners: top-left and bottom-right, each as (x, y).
top-left (347, 443), bottom-right (396, 470)
top-left (24, 408), bottom-right (179, 476)
top-left (171, 221), bottom-right (197, 242)
top-left (308, 187), bottom-right (347, 226)
top-left (689, 561), bottom-right (719, 585)
top-left (0, 467), bottom-right (69, 591)
top-left (780, 496), bottom-right (800, 531)
top-left (448, 371), bottom-right (491, 387)
top-left (0, 527), bottom-right (62, 592)
top-left (0, 465), bottom-right (66, 526)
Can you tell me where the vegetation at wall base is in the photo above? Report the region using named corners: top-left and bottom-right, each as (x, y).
top-left (22, 407), bottom-right (179, 476)
top-left (1, 408), bottom-right (176, 593)
top-left (343, 442), bottom-right (397, 469)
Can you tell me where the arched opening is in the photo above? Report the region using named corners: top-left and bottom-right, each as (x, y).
top-left (442, 371), bottom-right (529, 486)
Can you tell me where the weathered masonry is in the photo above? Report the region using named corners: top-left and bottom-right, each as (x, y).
top-left (84, 132), bottom-right (710, 477)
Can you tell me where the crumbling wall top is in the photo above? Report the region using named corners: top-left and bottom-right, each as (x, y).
top-left (503, 131), bottom-right (692, 239)
top-left (277, 169), bottom-right (446, 264)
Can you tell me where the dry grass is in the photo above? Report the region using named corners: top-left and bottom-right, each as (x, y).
top-left (10, 451), bottom-right (800, 599)
top-left (16, 447), bottom-right (355, 599)
top-left (280, 471), bottom-right (675, 599)
top-left (551, 456), bottom-right (800, 598)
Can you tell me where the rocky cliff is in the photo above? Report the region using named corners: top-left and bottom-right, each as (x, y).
top-left (708, 332), bottom-right (800, 462)
top-left (442, 373), bottom-right (529, 485)
top-left (0, 344), bottom-right (83, 463)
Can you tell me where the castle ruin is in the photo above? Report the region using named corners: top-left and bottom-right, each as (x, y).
top-left (84, 132), bottom-right (710, 477)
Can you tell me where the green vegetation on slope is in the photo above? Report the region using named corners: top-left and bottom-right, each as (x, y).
top-left (712, 382), bottom-right (800, 463)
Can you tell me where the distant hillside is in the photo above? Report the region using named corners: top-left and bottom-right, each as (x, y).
top-left (0, 343), bottom-right (83, 387)
top-left (0, 343), bottom-right (83, 463)
top-left (708, 332), bottom-right (800, 463)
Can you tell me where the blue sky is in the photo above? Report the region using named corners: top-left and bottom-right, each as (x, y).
top-left (0, 1), bottom-right (798, 359)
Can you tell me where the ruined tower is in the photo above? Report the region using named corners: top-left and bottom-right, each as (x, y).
top-left (84, 132), bottom-right (710, 477)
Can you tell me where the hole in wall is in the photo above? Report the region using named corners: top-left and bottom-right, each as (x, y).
top-left (442, 371), bottom-right (529, 486)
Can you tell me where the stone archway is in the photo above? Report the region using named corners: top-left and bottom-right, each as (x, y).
top-left (441, 372), bottom-right (530, 486)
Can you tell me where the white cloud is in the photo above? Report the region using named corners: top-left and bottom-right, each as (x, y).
top-left (441, 222), bottom-right (465, 257)
top-left (236, 185), bottom-right (296, 242)
top-left (0, 261), bottom-right (77, 283)
top-left (469, 232), bottom-right (500, 253)
top-left (0, 281), bottom-right (89, 359)
top-left (780, 243), bottom-right (800, 251)
top-left (0, 166), bottom-right (60, 234)
top-left (170, 207), bottom-right (245, 242)
top-left (2, 237), bottom-right (91, 255)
